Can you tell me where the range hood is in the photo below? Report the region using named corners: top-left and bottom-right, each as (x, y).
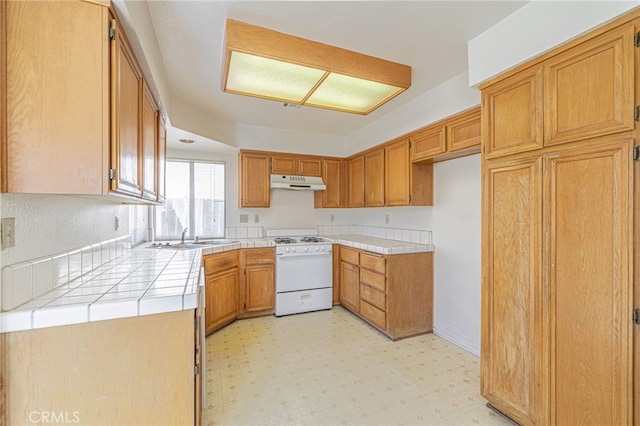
top-left (270, 174), bottom-right (326, 191)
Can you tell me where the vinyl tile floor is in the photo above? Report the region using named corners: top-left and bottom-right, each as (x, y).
top-left (203, 306), bottom-right (514, 426)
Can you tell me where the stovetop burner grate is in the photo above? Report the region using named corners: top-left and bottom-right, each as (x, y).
top-left (300, 236), bottom-right (325, 243)
top-left (273, 237), bottom-right (298, 244)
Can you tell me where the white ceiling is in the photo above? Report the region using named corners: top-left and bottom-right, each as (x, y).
top-left (145, 1), bottom-right (529, 147)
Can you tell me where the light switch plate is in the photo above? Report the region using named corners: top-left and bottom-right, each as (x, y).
top-left (2, 217), bottom-right (16, 249)
top-left (239, 214), bottom-right (249, 223)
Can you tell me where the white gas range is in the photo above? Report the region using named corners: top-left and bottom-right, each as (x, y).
top-left (266, 229), bottom-right (333, 316)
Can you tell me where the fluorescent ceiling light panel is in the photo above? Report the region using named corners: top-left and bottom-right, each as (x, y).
top-left (223, 19), bottom-right (411, 115)
top-left (305, 73), bottom-right (405, 114)
top-left (226, 52), bottom-right (326, 103)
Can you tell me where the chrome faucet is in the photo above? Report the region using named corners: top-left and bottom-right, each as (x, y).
top-left (181, 228), bottom-right (188, 243)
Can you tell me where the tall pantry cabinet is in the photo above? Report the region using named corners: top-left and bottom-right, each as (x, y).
top-left (480, 11), bottom-right (639, 426)
top-left (0, 0), bottom-right (166, 202)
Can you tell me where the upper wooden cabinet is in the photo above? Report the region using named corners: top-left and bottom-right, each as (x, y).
top-left (384, 138), bottom-right (435, 207)
top-left (1, 0), bottom-right (110, 194)
top-left (347, 155), bottom-right (365, 208)
top-left (141, 83), bottom-right (158, 201)
top-left (482, 67), bottom-right (544, 159)
top-left (110, 16), bottom-right (143, 197)
top-left (544, 24), bottom-right (635, 145)
top-left (446, 107), bottom-right (482, 152)
top-left (315, 158), bottom-right (344, 208)
top-left (0, 1), bottom-right (164, 202)
top-left (239, 152), bottom-right (270, 208)
top-left (411, 126), bottom-right (446, 161)
top-left (410, 107), bottom-right (481, 163)
top-left (384, 139), bottom-right (410, 206)
top-left (364, 149), bottom-right (385, 207)
top-left (271, 154), bottom-right (322, 177)
top-left (157, 115), bottom-right (167, 203)
top-left (483, 19), bottom-right (636, 159)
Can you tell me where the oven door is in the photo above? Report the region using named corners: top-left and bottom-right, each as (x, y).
top-left (275, 251), bottom-right (333, 293)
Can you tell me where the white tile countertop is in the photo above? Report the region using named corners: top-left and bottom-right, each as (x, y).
top-left (325, 234), bottom-right (435, 255)
top-left (0, 238), bottom-right (273, 334)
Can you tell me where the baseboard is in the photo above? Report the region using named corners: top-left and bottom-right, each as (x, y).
top-left (433, 327), bottom-right (480, 357)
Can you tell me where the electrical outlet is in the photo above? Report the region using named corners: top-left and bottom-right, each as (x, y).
top-left (254, 214), bottom-right (260, 223)
top-left (385, 214), bottom-right (390, 224)
top-left (115, 216), bottom-right (120, 231)
top-left (330, 214), bottom-right (335, 222)
top-left (239, 214), bottom-right (249, 223)
top-left (2, 217), bottom-right (16, 249)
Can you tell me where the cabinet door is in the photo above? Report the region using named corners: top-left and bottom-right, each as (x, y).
top-left (111, 18), bottom-right (143, 197)
top-left (410, 125), bottom-right (445, 161)
top-left (315, 159), bottom-right (343, 208)
top-left (298, 157), bottom-right (322, 177)
top-left (141, 84), bottom-right (158, 201)
top-left (271, 155), bottom-right (296, 174)
top-left (205, 268), bottom-right (239, 334)
top-left (365, 149), bottom-right (384, 207)
top-left (482, 66), bottom-right (544, 159)
top-left (384, 139), bottom-right (410, 206)
top-left (339, 261), bottom-right (360, 313)
top-left (157, 115), bottom-right (167, 202)
top-left (239, 153), bottom-right (270, 207)
top-left (348, 155), bottom-right (365, 207)
top-left (544, 24), bottom-right (634, 146)
top-left (3, 1), bottom-right (109, 194)
top-left (544, 137), bottom-right (633, 425)
top-left (245, 264), bottom-right (275, 313)
top-left (446, 107), bottom-right (481, 152)
top-left (481, 156), bottom-right (543, 426)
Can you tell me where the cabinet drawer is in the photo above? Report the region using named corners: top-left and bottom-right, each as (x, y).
top-left (243, 248), bottom-right (274, 265)
top-left (360, 284), bottom-right (385, 311)
top-left (203, 250), bottom-right (239, 274)
top-left (360, 252), bottom-right (385, 274)
top-left (360, 300), bottom-right (386, 330)
top-left (360, 268), bottom-right (385, 292)
top-left (340, 246), bottom-right (359, 265)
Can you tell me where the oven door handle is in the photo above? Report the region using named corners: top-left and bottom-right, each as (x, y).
top-left (277, 251), bottom-right (332, 259)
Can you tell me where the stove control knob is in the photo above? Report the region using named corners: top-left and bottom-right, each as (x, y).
top-left (285, 248), bottom-right (290, 253)
top-left (292, 247), bottom-right (296, 252)
top-left (315, 246), bottom-right (319, 251)
top-left (320, 246), bottom-right (325, 251)
top-left (304, 247), bottom-right (309, 252)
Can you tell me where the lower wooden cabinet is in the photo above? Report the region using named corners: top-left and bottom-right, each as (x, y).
top-left (204, 250), bottom-right (240, 334)
top-left (240, 248), bottom-right (275, 315)
top-left (338, 245), bottom-right (433, 340)
top-left (339, 259), bottom-right (360, 312)
top-left (481, 136), bottom-right (635, 425)
top-left (204, 248), bottom-right (276, 334)
top-left (4, 310), bottom-right (197, 424)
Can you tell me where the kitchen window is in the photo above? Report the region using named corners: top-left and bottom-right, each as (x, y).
top-left (154, 160), bottom-right (225, 240)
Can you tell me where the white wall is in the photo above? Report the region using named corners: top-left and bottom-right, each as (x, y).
top-left (343, 71), bottom-right (483, 354)
top-left (347, 72), bottom-right (480, 156)
top-left (0, 194), bottom-right (130, 309)
top-left (468, 1), bottom-right (638, 87)
top-left (235, 124), bottom-right (345, 157)
top-left (431, 155), bottom-right (481, 356)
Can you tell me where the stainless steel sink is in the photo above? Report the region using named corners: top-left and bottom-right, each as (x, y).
top-left (191, 239), bottom-right (239, 245)
top-left (148, 240), bottom-right (239, 249)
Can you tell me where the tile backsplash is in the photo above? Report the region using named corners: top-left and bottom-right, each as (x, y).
top-left (317, 225), bottom-right (433, 245)
top-left (225, 226), bottom-right (264, 239)
top-left (2, 236), bottom-right (131, 311)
